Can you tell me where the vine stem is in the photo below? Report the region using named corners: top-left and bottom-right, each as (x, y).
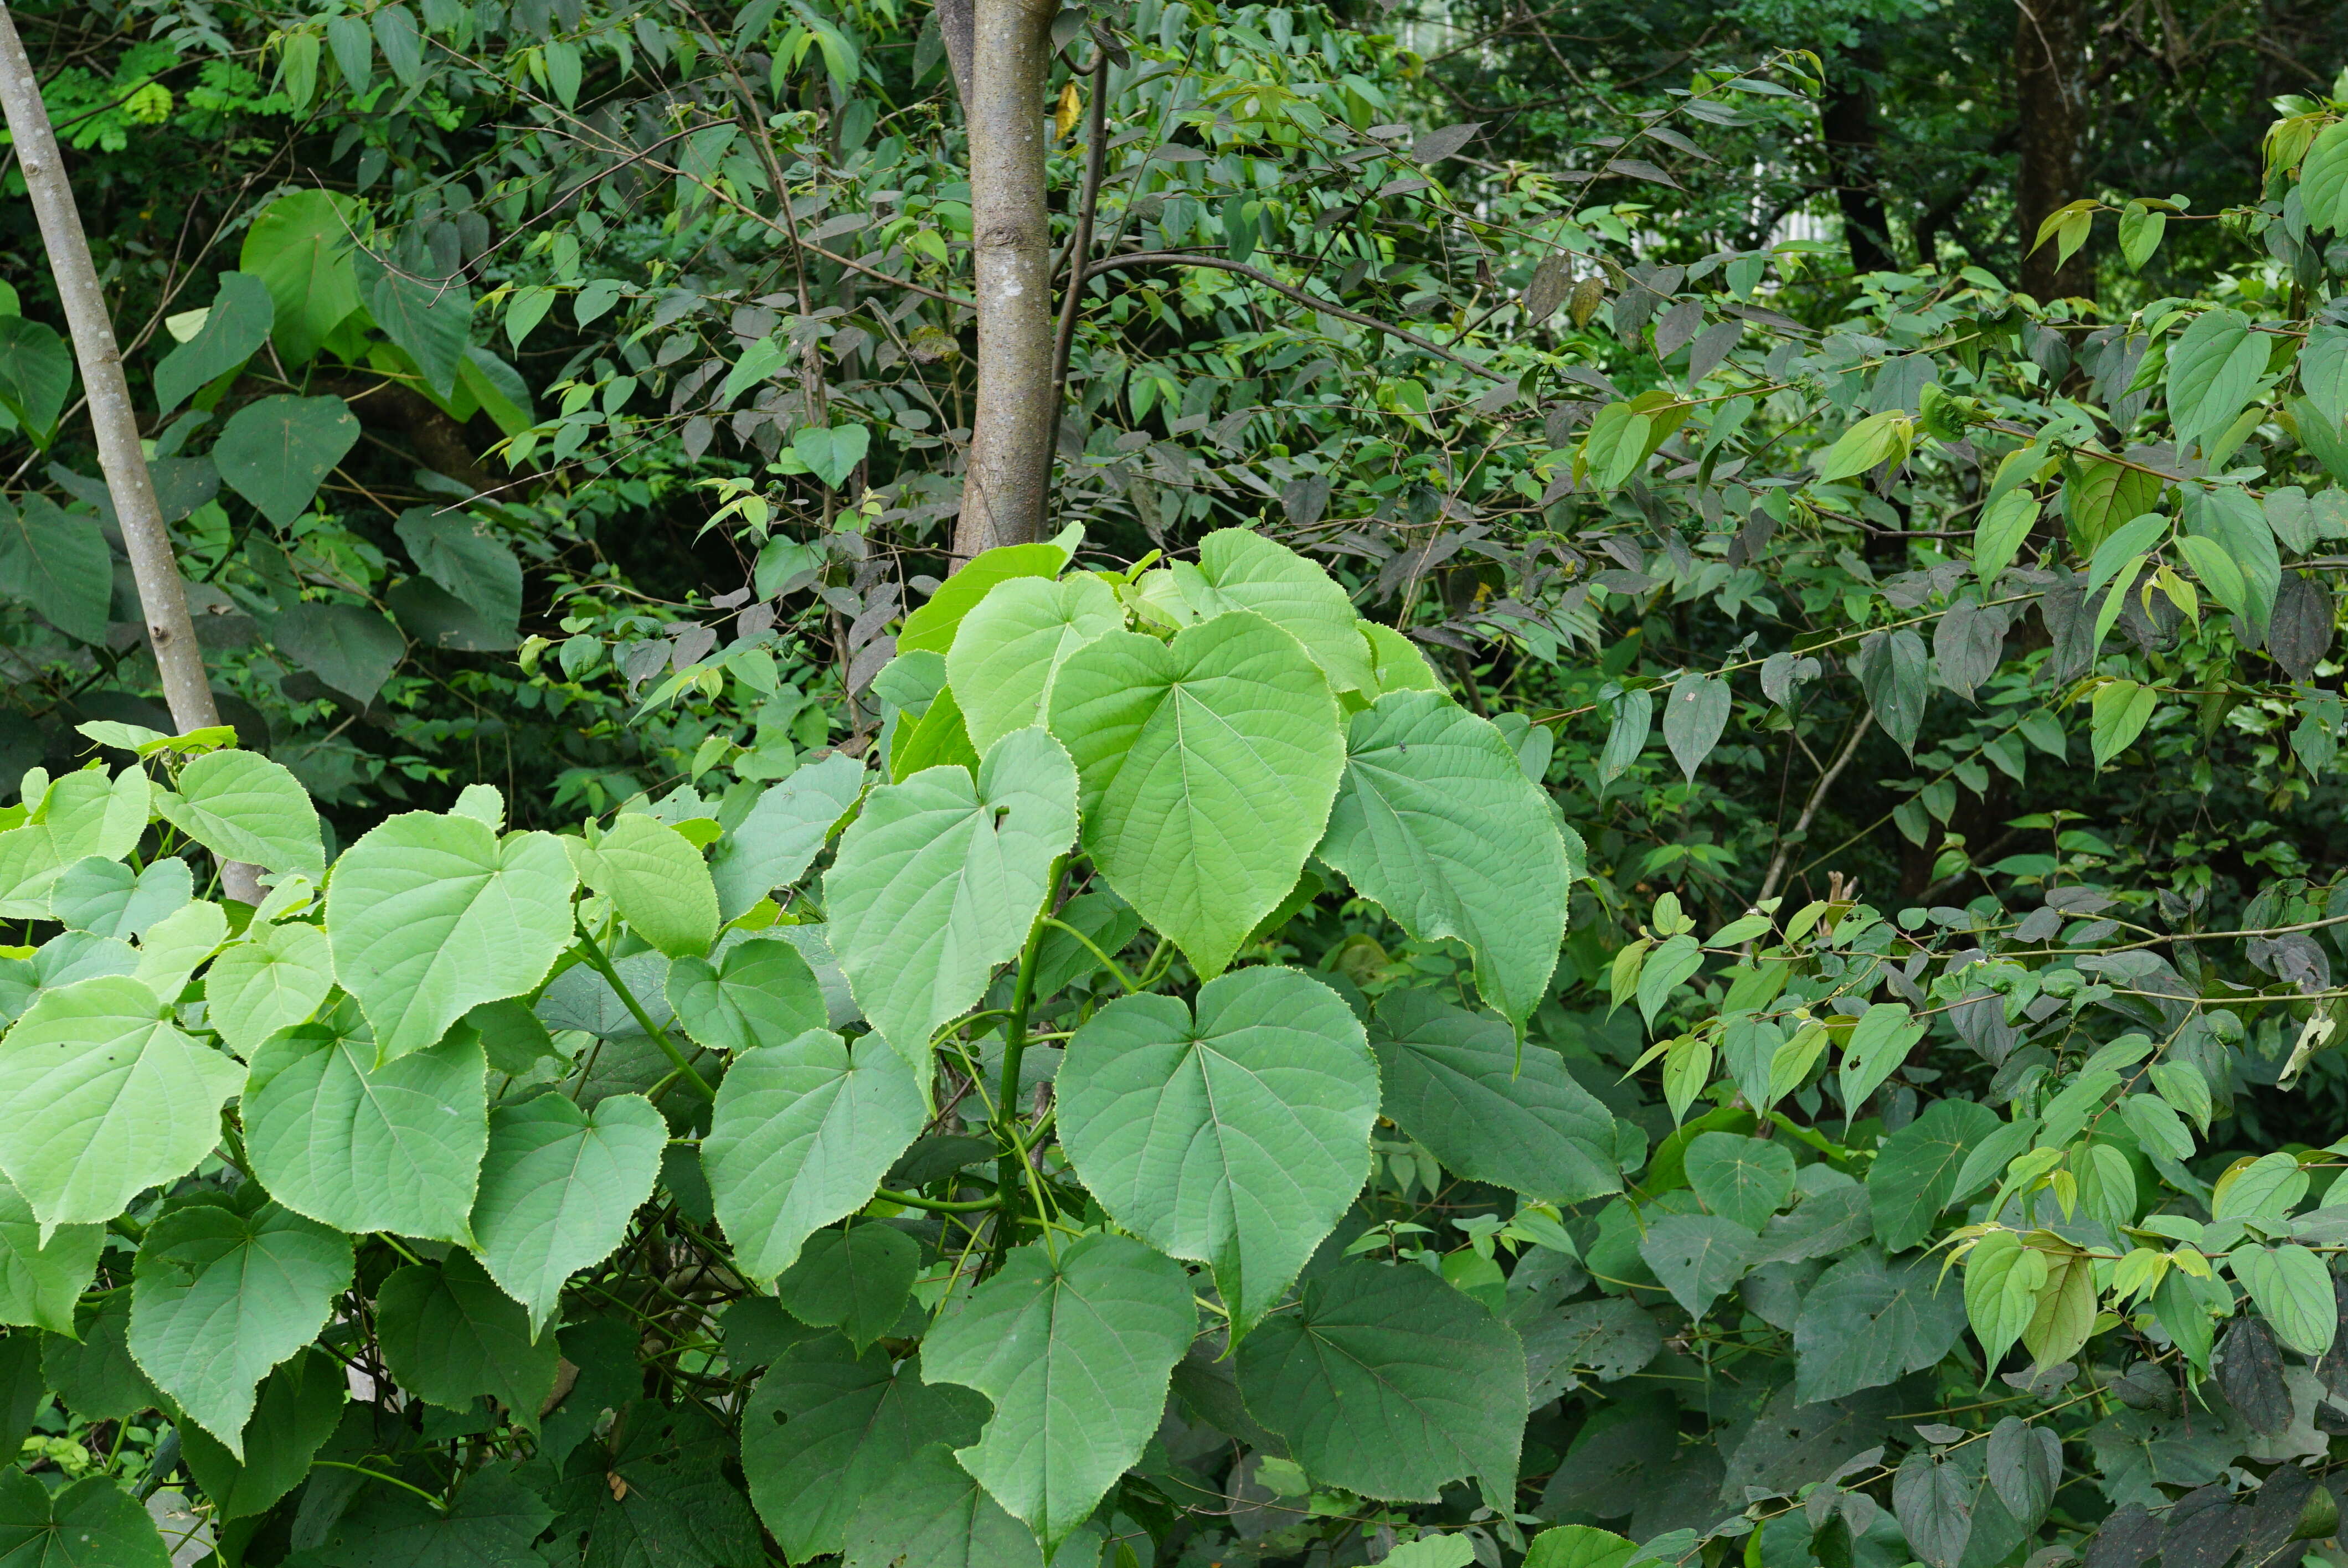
top-left (573, 920), bottom-right (714, 1102)
top-left (991, 857), bottom-right (1067, 1271)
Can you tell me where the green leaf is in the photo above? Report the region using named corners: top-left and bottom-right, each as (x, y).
top-left (2303, 323), bottom-right (2348, 429)
top-left (243, 1018), bottom-right (487, 1245)
top-left (1637, 1212), bottom-right (1753, 1318)
top-left (1367, 991), bottom-right (1619, 1204)
top-left (843, 1446), bottom-right (1067, 1568)
top-left (665, 934), bottom-right (826, 1054)
top-left (1050, 610), bottom-right (1343, 978)
top-left (2166, 308), bottom-right (2270, 448)
top-left (470, 1092), bottom-right (665, 1335)
top-left (1817, 409), bottom-right (1913, 482)
top-left (1636, 933), bottom-right (1703, 1028)
top-left (236, 189), bottom-right (364, 363)
top-left (709, 751), bottom-right (867, 921)
top-left (1361, 620), bottom-right (1441, 693)
top-left (703, 1030), bottom-right (926, 1286)
top-left (775, 1224), bottom-right (920, 1352)
top-left (358, 252), bottom-right (472, 396)
top-left (2088, 679), bottom-right (2160, 768)
top-left (53, 856), bottom-right (190, 941)
top-left (887, 682), bottom-right (981, 782)
top-left (946, 572), bottom-right (1123, 752)
top-left (43, 1296), bottom-right (159, 1422)
top-left (1867, 1098), bottom-right (2000, 1251)
top-left (1684, 1132), bottom-right (1795, 1231)
top-left (898, 542), bottom-right (1069, 654)
top-left (152, 750), bottom-right (325, 881)
top-left (0, 1174), bottom-right (100, 1334)
top-left (176, 1345), bottom-right (345, 1521)
top-left (1794, 1248), bottom-right (1966, 1403)
top-left (153, 272), bottom-right (275, 413)
top-left (213, 395), bottom-right (361, 527)
top-left (1058, 966), bottom-right (1378, 1335)
top-left (0, 975), bottom-right (244, 1231)
top-left (1857, 628), bottom-right (1929, 754)
top-left (1177, 527), bottom-right (1376, 694)
top-left (826, 726), bottom-right (1077, 1074)
top-left (388, 574), bottom-right (519, 653)
top-left (297, 1460), bottom-right (556, 1567)
top-left (1837, 1002), bottom-right (1922, 1117)
top-left (325, 809), bottom-right (578, 1062)
top-left (1663, 672), bottom-right (1731, 780)
top-left (1317, 690), bottom-right (1571, 1028)
top-left (794, 424), bottom-right (872, 488)
top-left (377, 1252), bottom-right (560, 1422)
top-left (2117, 202), bottom-right (2167, 271)
top-left (575, 813), bottom-right (719, 959)
top-left (0, 1471), bottom-right (171, 1567)
top-left (923, 1233), bottom-right (1196, 1550)
top-left (1525, 1525), bottom-right (1639, 1568)
top-left (2301, 120), bottom-right (2348, 234)
top-left (204, 920), bottom-right (335, 1055)
top-left (2232, 1242), bottom-right (2336, 1357)
top-left (270, 602), bottom-right (406, 706)
top-left (0, 317), bottom-right (72, 445)
top-left (0, 496), bottom-right (111, 646)
top-left (1235, 1259), bottom-right (1525, 1507)
top-left (2184, 487), bottom-right (2281, 633)
top-left (394, 508), bottom-right (523, 628)
top-left (743, 1339), bottom-right (986, 1560)
top-left (127, 1195), bottom-right (354, 1456)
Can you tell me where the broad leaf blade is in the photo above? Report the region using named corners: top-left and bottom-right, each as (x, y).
top-left (152, 750), bottom-right (326, 881)
top-left (946, 572), bottom-right (1122, 752)
top-left (470, 1092), bottom-right (665, 1334)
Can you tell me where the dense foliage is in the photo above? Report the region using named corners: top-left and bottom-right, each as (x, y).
top-left (8, 1), bottom-right (2348, 1567)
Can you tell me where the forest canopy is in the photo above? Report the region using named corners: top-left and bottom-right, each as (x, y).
top-left (1, 1), bottom-right (2346, 1567)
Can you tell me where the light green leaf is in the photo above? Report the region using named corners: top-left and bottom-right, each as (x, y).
top-left (887, 682), bottom-right (980, 782)
top-left (2166, 308), bottom-right (2270, 448)
top-left (2304, 323), bottom-right (2348, 428)
top-left (1685, 1132), bottom-right (1795, 1231)
top-left (923, 1233), bottom-right (1196, 1551)
top-left (127, 1196), bottom-right (354, 1456)
top-left (135, 899), bottom-right (227, 997)
top-left (0, 318), bottom-right (73, 446)
top-left (213, 395), bottom-right (361, 528)
top-left (204, 920), bottom-right (335, 1055)
top-left (326, 810), bottom-right (578, 1062)
top-left (775, 1224), bottom-right (920, 1354)
top-left (0, 975), bottom-right (244, 1231)
top-left (2301, 120), bottom-right (2348, 234)
top-left (52, 855), bottom-right (190, 941)
top-left (243, 1018), bottom-right (486, 1245)
top-left (0, 1174), bottom-right (101, 1334)
top-left (377, 1252), bottom-right (560, 1422)
top-left (1317, 690), bottom-right (1571, 1027)
top-left (1049, 610), bottom-right (1343, 978)
top-left (2089, 679), bottom-right (2160, 769)
top-left (665, 935), bottom-right (826, 1054)
top-left (0, 765), bottom-right (151, 918)
top-left (176, 1346), bottom-right (345, 1521)
top-left (1636, 932), bottom-right (1703, 1027)
top-left (826, 726), bottom-right (1077, 1074)
top-left (1367, 991), bottom-right (1619, 1204)
top-left (899, 542), bottom-right (1069, 654)
top-left (1837, 1003), bottom-right (1922, 1117)
top-left (1058, 966), bottom-right (1377, 1336)
top-left (1817, 409), bottom-right (1913, 482)
top-left (1525, 1525), bottom-right (1639, 1568)
top-left (470, 1092), bottom-right (665, 1334)
top-left (2232, 1242), bottom-right (2336, 1357)
top-left (709, 750), bottom-right (867, 921)
top-left (1177, 528), bottom-right (1376, 694)
top-left (0, 1471), bottom-right (171, 1567)
top-left (743, 1339), bottom-right (986, 1561)
top-left (1360, 621), bottom-right (1441, 693)
top-left (945, 573), bottom-right (1123, 752)
top-left (703, 1029), bottom-right (925, 1286)
top-left (575, 813), bottom-right (719, 959)
top-left (236, 189), bottom-right (363, 363)
top-left (794, 423), bottom-right (871, 488)
top-left (1235, 1259), bottom-right (1525, 1507)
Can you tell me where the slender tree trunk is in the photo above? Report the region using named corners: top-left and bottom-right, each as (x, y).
top-left (951, 0), bottom-right (1058, 561)
top-left (1819, 38), bottom-right (1898, 276)
top-left (2014, 0), bottom-right (2094, 300)
top-left (0, 4), bottom-right (261, 903)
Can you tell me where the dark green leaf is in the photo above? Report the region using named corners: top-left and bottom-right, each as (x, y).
top-left (177, 1346), bottom-right (347, 1520)
top-left (1858, 629), bottom-right (1929, 753)
top-left (0, 496), bottom-right (111, 645)
top-left (358, 252), bottom-right (472, 396)
top-left (213, 394), bottom-right (361, 528)
top-left (43, 1295), bottom-right (159, 1422)
top-left (1794, 1250), bottom-right (1967, 1404)
top-left (388, 576), bottom-right (519, 652)
top-left (1867, 1099), bottom-right (2000, 1252)
top-left (773, 1225), bottom-right (920, 1352)
top-left (394, 509), bottom-right (522, 628)
top-left (271, 602), bottom-right (406, 706)
top-left (1892, 1450), bottom-right (1976, 1568)
top-left (0, 1471), bottom-right (169, 1566)
top-left (0, 317), bottom-right (72, 445)
top-left (1636, 1211), bottom-right (1753, 1318)
top-left (1683, 1132), bottom-right (1795, 1231)
top-left (1663, 673), bottom-right (1731, 780)
top-left (295, 1461), bottom-right (555, 1567)
top-left (552, 1400), bottom-right (763, 1568)
top-left (154, 273), bottom-right (275, 413)
top-left (377, 1253), bottom-right (560, 1426)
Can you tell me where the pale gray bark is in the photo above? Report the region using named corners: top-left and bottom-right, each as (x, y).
top-left (951, 0), bottom-right (1059, 561)
top-left (0, 3), bottom-right (261, 903)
